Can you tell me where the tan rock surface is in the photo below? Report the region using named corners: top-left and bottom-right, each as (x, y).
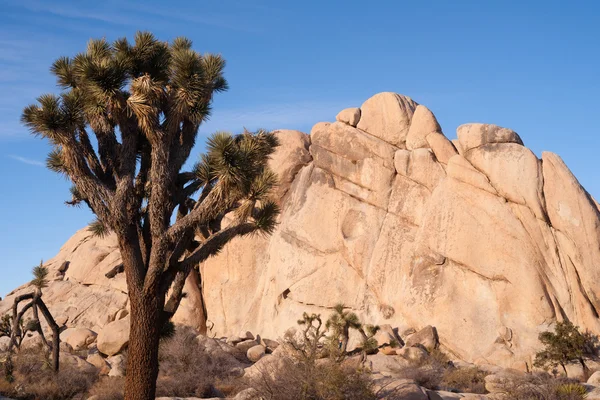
top-left (406, 105), bottom-right (442, 150)
top-left (457, 123), bottom-right (523, 153)
top-left (357, 92), bottom-right (418, 146)
top-left (97, 317), bottom-right (130, 356)
top-left (336, 107), bottom-right (361, 126)
top-left (2, 92), bottom-right (599, 370)
top-left (426, 131), bottom-right (458, 164)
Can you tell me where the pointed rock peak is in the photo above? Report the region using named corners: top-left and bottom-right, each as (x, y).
top-left (406, 105), bottom-right (442, 150)
top-left (336, 107), bottom-right (361, 127)
top-left (356, 92), bottom-right (418, 147)
top-left (457, 123), bottom-right (523, 153)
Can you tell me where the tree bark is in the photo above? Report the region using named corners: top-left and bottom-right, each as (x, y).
top-left (124, 292), bottom-right (163, 400)
top-left (35, 297), bottom-right (60, 372)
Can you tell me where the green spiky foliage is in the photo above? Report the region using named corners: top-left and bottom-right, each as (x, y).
top-left (31, 261), bottom-right (49, 290)
top-left (326, 303), bottom-right (362, 356)
top-left (159, 320), bottom-right (176, 341)
top-left (534, 321), bottom-right (598, 376)
top-left (88, 218), bottom-right (110, 238)
top-left (556, 383), bottom-right (588, 398)
top-left (22, 32), bottom-right (280, 400)
top-left (359, 324), bottom-right (381, 355)
top-left (285, 312), bottom-right (328, 365)
top-left (0, 315), bottom-right (11, 338)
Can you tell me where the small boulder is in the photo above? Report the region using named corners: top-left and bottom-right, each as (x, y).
top-left (87, 352), bottom-right (110, 375)
top-left (336, 107), bottom-right (361, 127)
top-left (380, 346), bottom-right (397, 355)
top-left (236, 339), bottom-right (259, 353)
top-left (59, 341), bottom-right (73, 353)
top-left (405, 325), bottom-right (439, 351)
top-left (107, 354), bottom-right (126, 377)
top-left (588, 371), bottom-right (600, 386)
top-left (238, 330), bottom-right (254, 341)
top-left (377, 378), bottom-right (428, 400)
top-left (60, 327), bottom-right (97, 351)
top-left (61, 352), bottom-right (98, 374)
top-left (226, 335), bottom-right (242, 345)
top-left (97, 316), bottom-right (130, 356)
top-left (55, 315), bottom-right (68, 327)
top-left (261, 338), bottom-right (280, 351)
top-left (406, 105), bottom-right (441, 150)
top-left (21, 333), bottom-right (43, 350)
top-left (397, 346), bottom-right (428, 363)
top-left (247, 344), bottom-right (266, 363)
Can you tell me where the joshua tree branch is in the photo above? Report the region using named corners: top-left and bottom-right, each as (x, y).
top-left (35, 297), bottom-right (60, 372)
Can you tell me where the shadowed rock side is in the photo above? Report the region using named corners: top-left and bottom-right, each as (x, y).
top-left (2, 92), bottom-right (599, 370)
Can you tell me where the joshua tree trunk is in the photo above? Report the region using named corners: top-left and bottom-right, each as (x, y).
top-left (36, 296), bottom-right (60, 372)
top-left (124, 293), bottom-right (163, 400)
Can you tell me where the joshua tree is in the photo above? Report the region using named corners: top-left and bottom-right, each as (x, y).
top-left (534, 320), bottom-right (598, 377)
top-left (22, 32), bottom-right (280, 400)
top-left (7, 262), bottom-right (60, 371)
top-left (326, 303), bottom-right (362, 355)
top-left (285, 312), bottom-right (329, 365)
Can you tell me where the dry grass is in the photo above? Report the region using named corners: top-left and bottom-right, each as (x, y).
top-left (441, 367), bottom-right (487, 394)
top-left (247, 352), bottom-right (377, 400)
top-left (391, 348), bottom-right (488, 393)
top-left (494, 372), bottom-right (588, 400)
top-left (87, 377), bottom-right (124, 400)
top-left (155, 326), bottom-right (242, 398)
top-left (0, 349), bottom-right (97, 400)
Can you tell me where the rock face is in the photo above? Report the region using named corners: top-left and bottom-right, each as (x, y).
top-left (1, 92), bottom-right (599, 370)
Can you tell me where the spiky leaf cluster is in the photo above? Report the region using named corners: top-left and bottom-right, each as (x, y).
top-left (22, 32), bottom-right (280, 296)
top-left (326, 303), bottom-right (362, 336)
top-left (31, 261), bottom-right (49, 290)
top-left (0, 315), bottom-right (11, 337)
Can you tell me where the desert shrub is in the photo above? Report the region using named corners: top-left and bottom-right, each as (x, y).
top-left (534, 321), bottom-right (598, 377)
top-left (391, 348), bottom-right (488, 393)
top-left (155, 326), bottom-right (241, 398)
top-left (395, 364), bottom-right (443, 390)
top-left (87, 376), bottom-right (125, 400)
top-left (249, 354), bottom-right (376, 400)
top-left (390, 348), bottom-right (448, 390)
top-left (0, 348), bottom-right (97, 399)
top-left (441, 366), bottom-right (487, 394)
top-left (497, 372), bottom-right (588, 400)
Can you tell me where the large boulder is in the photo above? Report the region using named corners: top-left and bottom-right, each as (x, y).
top-left (405, 325), bottom-right (439, 351)
top-left (405, 105), bottom-right (442, 150)
top-left (356, 92), bottom-right (418, 146)
top-left (4, 92), bottom-right (600, 371)
top-left (336, 107), bottom-right (361, 127)
top-left (60, 327), bottom-right (97, 351)
top-left (97, 317), bottom-right (130, 356)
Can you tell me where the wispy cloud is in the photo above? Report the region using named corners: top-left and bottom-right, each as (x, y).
top-left (8, 155), bottom-right (44, 166)
top-left (19, 0), bottom-right (257, 32)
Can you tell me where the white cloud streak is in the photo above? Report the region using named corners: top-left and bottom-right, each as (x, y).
top-left (8, 155), bottom-right (44, 166)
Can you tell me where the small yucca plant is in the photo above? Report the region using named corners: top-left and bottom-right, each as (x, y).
top-left (31, 260), bottom-right (49, 290)
top-left (556, 383), bottom-right (588, 399)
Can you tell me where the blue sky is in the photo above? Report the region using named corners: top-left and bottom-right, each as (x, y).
top-left (1, 0), bottom-right (599, 296)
